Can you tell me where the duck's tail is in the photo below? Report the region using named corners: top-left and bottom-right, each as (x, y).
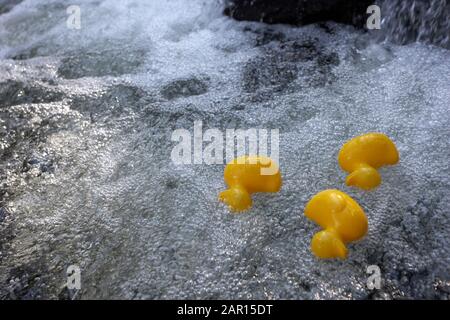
top-left (219, 185), bottom-right (252, 212)
top-left (311, 229), bottom-right (347, 259)
top-left (346, 165), bottom-right (381, 190)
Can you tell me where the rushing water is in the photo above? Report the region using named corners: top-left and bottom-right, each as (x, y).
top-left (0, 0), bottom-right (449, 299)
top-left (378, 0), bottom-right (450, 49)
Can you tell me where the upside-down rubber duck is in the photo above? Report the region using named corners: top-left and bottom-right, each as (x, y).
top-left (219, 155), bottom-right (282, 212)
top-left (304, 189), bottom-right (368, 259)
top-left (338, 133), bottom-right (399, 190)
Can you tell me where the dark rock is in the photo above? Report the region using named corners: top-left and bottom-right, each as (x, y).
top-left (57, 48), bottom-right (146, 79)
top-left (0, 0), bottom-right (22, 15)
top-left (9, 45), bottom-right (43, 60)
top-left (0, 206), bottom-right (9, 222)
top-left (224, 0), bottom-right (373, 27)
top-left (22, 156), bottom-right (54, 174)
top-left (317, 52), bottom-right (340, 66)
top-left (245, 27), bottom-right (286, 46)
top-left (58, 286), bottom-right (79, 300)
top-left (242, 39), bottom-right (318, 94)
top-left (69, 84), bottom-right (150, 123)
top-left (0, 80), bottom-right (64, 108)
top-left (242, 56), bottom-right (298, 93)
top-left (241, 38), bottom-right (340, 101)
top-left (160, 78), bottom-right (208, 100)
top-left (165, 178), bottom-right (178, 189)
top-left (5, 266), bottom-right (45, 299)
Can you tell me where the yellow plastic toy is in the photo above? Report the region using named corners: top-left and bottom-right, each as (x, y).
top-left (219, 155), bottom-right (282, 212)
top-left (304, 189), bottom-right (368, 259)
top-left (338, 133), bottom-right (399, 190)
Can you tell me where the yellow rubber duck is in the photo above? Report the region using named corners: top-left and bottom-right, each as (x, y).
top-left (219, 155), bottom-right (282, 212)
top-left (338, 133), bottom-right (399, 190)
top-left (304, 189), bottom-right (368, 259)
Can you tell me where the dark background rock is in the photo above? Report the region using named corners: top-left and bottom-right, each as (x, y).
top-left (0, 0), bottom-right (22, 15)
top-left (224, 0), bottom-right (373, 27)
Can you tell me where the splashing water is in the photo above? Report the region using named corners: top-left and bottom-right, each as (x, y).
top-left (0, 0), bottom-right (449, 299)
top-left (378, 0), bottom-right (450, 49)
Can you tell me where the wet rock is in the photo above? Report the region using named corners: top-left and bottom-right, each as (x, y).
top-left (0, 210), bottom-right (14, 269)
top-left (165, 177), bottom-right (179, 189)
top-left (58, 286), bottom-right (79, 300)
top-left (69, 84), bottom-right (150, 122)
top-left (279, 40), bottom-right (321, 62)
top-left (57, 48), bottom-right (146, 79)
top-left (0, 80), bottom-right (64, 108)
top-left (0, 206), bottom-right (9, 222)
top-left (142, 103), bottom-right (246, 132)
top-left (21, 156), bottom-right (54, 174)
top-left (242, 26), bottom-right (286, 46)
top-left (224, 0), bottom-right (373, 27)
top-left (317, 52), bottom-right (340, 67)
top-left (242, 56), bottom-right (298, 93)
top-left (242, 38), bottom-right (340, 99)
top-left (160, 78), bottom-right (208, 100)
top-left (9, 45), bottom-right (44, 60)
top-left (242, 40), bottom-right (314, 94)
top-left (318, 22), bottom-right (338, 34)
top-left (4, 266), bottom-right (47, 299)
top-left (0, 0), bottom-right (22, 15)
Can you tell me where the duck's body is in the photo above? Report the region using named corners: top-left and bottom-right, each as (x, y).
top-left (338, 133), bottom-right (399, 190)
top-left (219, 155), bottom-right (282, 212)
top-left (304, 189), bottom-right (368, 259)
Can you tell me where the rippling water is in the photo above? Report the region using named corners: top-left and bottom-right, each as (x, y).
top-left (0, 0), bottom-right (449, 299)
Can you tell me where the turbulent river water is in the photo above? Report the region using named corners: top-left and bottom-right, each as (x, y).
top-left (0, 0), bottom-right (449, 299)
